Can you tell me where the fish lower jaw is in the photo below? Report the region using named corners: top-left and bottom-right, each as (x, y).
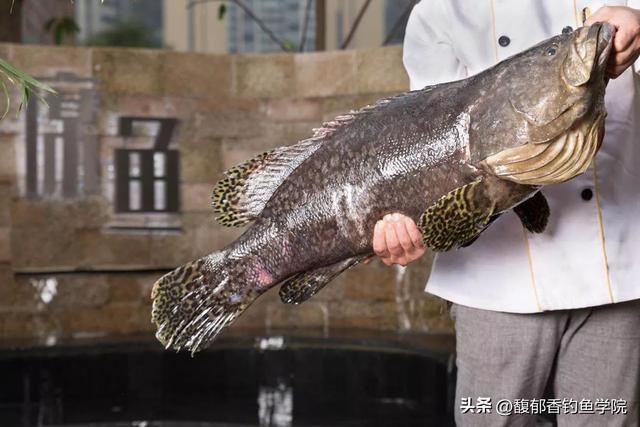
top-left (481, 114), bottom-right (604, 186)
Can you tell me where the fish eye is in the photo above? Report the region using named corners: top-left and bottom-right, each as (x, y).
top-left (547, 46), bottom-right (557, 56)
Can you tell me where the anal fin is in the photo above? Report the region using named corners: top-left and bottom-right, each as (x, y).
top-left (279, 256), bottom-right (367, 304)
top-left (419, 180), bottom-right (496, 252)
top-left (513, 191), bottom-right (550, 233)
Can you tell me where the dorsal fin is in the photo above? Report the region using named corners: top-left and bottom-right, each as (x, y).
top-left (212, 138), bottom-right (321, 226)
top-left (212, 91), bottom-right (415, 227)
top-left (310, 91), bottom-right (414, 140)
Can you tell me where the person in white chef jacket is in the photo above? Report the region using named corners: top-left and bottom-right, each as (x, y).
top-left (372, 1), bottom-right (640, 426)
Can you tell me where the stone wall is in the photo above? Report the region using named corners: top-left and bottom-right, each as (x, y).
top-left (0, 43), bottom-right (452, 345)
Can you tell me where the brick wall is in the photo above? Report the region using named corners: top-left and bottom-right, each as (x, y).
top-left (0, 43), bottom-right (452, 345)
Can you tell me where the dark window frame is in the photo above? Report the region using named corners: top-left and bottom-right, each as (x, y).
top-left (114, 117), bottom-right (180, 214)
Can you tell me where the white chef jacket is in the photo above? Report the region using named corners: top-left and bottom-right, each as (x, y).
top-left (404, 0), bottom-right (640, 312)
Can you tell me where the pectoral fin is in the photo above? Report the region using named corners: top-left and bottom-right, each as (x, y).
top-left (279, 256), bottom-right (367, 304)
top-left (513, 191), bottom-right (550, 233)
top-left (419, 180), bottom-right (496, 252)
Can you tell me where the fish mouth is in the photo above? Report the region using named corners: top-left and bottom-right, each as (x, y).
top-left (591, 22), bottom-right (615, 69)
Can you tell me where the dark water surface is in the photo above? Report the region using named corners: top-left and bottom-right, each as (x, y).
top-left (0, 331), bottom-right (456, 426)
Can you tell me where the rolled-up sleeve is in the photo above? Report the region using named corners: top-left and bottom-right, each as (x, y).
top-left (402, 1), bottom-right (467, 90)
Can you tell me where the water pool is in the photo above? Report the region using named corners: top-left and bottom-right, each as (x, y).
top-left (0, 331), bottom-right (455, 426)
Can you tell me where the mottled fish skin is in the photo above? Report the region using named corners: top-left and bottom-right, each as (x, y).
top-left (232, 90), bottom-right (477, 276)
top-left (151, 23), bottom-right (614, 353)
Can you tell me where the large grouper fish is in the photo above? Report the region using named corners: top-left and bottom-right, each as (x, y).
top-left (152, 23), bottom-right (614, 353)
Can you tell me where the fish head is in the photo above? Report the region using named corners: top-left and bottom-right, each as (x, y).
top-left (481, 23), bottom-right (613, 185)
top-left (506, 22), bottom-right (613, 144)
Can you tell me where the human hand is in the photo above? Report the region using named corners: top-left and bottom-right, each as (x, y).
top-left (586, 6), bottom-right (640, 77)
top-left (371, 213), bottom-right (427, 266)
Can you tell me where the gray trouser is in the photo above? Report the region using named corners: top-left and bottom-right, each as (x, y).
top-left (450, 299), bottom-right (640, 427)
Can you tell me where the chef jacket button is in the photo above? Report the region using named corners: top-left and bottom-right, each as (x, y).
top-left (581, 188), bottom-right (593, 201)
top-left (562, 26), bottom-right (573, 34)
top-left (498, 35), bottom-right (510, 47)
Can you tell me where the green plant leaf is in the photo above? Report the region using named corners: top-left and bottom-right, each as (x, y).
top-left (282, 39), bottom-right (297, 51)
top-left (0, 79), bottom-right (10, 120)
top-left (44, 16), bottom-right (80, 45)
top-left (0, 58), bottom-right (56, 115)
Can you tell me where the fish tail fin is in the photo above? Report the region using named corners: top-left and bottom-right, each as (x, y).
top-left (151, 252), bottom-right (263, 354)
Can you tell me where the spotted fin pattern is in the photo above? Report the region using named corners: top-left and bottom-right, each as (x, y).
top-left (419, 180), bottom-right (496, 252)
top-left (212, 139), bottom-right (322, 227)
top-left (513, 191), bottom-right (550, 234)
top-left (212, 151), bottom-right (275, 227)
top-left (151, 253), bottom-right (258, 354)
top-left (279, 256), bottom-right (366, 305)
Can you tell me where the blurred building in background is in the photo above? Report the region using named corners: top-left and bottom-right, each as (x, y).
top-left (226, 0), bottom-right (316, 53)
top-left (384, 0), bottom-right (414, 45)
top-left (164, 0), bottom-right (413, 54)
top-left (1, 0), bottom-right (414, 51)
top-left (326, 0), bottom-right (385, 50)
top-left (0, 0), bottom-right (76, 45)
top-left (163, 0), bottom-right (227, 53)
top-left (22, 0), bottom-right (75, 44)
top-left (75, 0), bottom-right (163, 47)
